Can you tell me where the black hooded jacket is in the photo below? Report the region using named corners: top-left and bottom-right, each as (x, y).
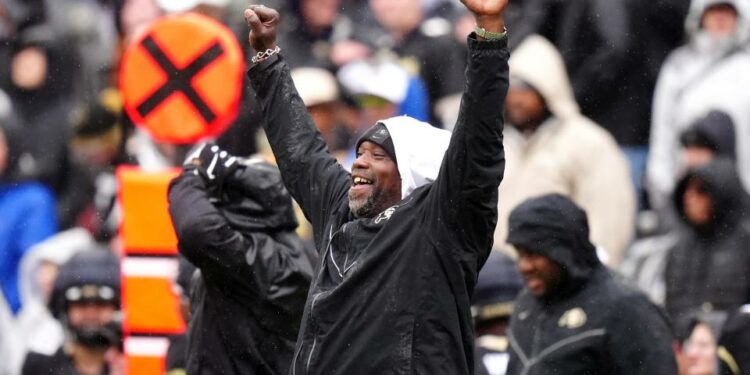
top-left (248, 35), bottom-right (508, 374)
top-left (665, 158), bottom-right (750, 329)
top-left (168, 159), bottom-right (316, 375)
top-left (506, 194), bottom-right (677, 375)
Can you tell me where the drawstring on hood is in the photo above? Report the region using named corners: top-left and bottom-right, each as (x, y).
top-left (375, 116), bottom-right (451, 199)
top-left (507, 194), bottom-right (601, 298)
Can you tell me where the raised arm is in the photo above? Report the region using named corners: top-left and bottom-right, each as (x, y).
top-left (244, 5), bottom-right (350, 243)
top-left (430, 0), bottom-right (509, 254)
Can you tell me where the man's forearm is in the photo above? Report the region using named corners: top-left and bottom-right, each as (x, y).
top-left (450, 35), bottom-right (509, 185)
top-left (247, 56), bottom-right (349, 238)
top-left (247, 56), bottom-right (331, 192)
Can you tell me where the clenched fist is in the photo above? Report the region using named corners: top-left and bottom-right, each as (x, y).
top-left (244, 4), bottom-right (280, 53)
top-left (460, 0), bottom-right (508, 37)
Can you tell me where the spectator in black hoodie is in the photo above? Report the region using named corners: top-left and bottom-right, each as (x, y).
top-left (168, 144), bottom-right (316, 375)
top-left (506, 194), bottom-right (677, 374)
top-left (665, 158), bottom-right (750, 330)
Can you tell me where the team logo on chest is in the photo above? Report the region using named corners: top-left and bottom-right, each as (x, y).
top-left (374, 205), bottom-right (398, 224)
top-left (558, 307), bottom-right (587, 329)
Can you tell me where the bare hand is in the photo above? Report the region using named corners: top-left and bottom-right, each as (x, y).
top-left (460, 0), bottom-right (507, 33)
top-left (244, 5), bottom-right (280, 53)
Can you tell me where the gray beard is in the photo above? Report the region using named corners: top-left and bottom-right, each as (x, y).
top-left (348, 187), bottom-right (385, 218)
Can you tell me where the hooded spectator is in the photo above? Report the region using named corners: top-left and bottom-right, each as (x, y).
top-left (620, 110), bottom-right (738, 304)
top-left (169, 144), bottom-right (316, 375)
top-left (493, 35), bottom-right (635, 266)
top-left (505, 0), bottom-right (687, 200)
top-left (649, 0), bottom-right (750, 214)
top-left (506, 194), bottom-right (677, 374)
top-left (680, 110), bottom-right (737, 167)
top-left (664, 158), bottom-right (750, 328)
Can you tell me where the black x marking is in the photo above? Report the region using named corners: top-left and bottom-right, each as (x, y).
top-left (137, 35), bottom-right (224, 123)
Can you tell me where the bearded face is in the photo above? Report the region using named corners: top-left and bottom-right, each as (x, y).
top-left (348, 141), bottom-right (401, 218)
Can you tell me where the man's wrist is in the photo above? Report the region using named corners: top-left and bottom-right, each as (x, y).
top-left (251, 45), bottom-right (281, 65)
top-left (474, 15), bottom-right (505, 40)
top-left (475, 25), bottom-right (507, 41)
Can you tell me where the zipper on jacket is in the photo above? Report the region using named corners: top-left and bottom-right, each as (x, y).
top-left (304, 293), bottom-right (323, 374)
top-left (297, 223), bottom-right (342, 374)
top-left (531, 309), bottom-right (546, 356)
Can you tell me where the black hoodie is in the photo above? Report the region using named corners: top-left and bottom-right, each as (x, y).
top-left (168, 159), bottom-right (316, 375)
top-left (665, 158), bottom-right (750, 329)
top-left (506, 194), bottom-right (676, 375)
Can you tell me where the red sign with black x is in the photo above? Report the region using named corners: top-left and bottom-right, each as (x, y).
top-left (120, 13), bottom-right (244, 144)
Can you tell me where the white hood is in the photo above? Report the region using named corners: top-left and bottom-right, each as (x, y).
top-left (509, 35), bottom-right (580, 121)
top-left (378, 116), bottom-right (451, 199)
top-left (685, 0), bottom-right (750, 47)
top-left (19, 228), bottom-right (93, 306)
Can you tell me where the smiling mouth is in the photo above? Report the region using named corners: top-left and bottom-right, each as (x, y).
top-left (525, 277), bottom-right (543, 290)
top-left (352, 176), bottom-right (373, 186)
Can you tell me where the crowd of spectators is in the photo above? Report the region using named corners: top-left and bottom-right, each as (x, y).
top-left (1, 0), bottom-right (750, 374)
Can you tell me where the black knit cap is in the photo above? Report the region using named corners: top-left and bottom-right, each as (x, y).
top-left (356, 123), bottom-right (397, 164)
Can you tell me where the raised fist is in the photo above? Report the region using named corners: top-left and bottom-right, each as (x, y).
top-left (244, 4), bottom-right (280, 54)
top-left (461, 0), bottom-right (508, 36)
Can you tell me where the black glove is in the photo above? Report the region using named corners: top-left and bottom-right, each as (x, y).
top-left (183, 143), bottom-right (240, 195)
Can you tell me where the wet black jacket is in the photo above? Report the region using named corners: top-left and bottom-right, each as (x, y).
top-left (168, 160), bottom-right (316, 375)
top-left (248, 35), bottom-right (508, 374)
top-left (665, 159), bottom-right (750, 328)
top-left (506, 194), bottom-right (677, 375)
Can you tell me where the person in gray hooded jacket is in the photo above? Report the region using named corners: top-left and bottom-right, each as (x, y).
top-left (506, 194), bottom-right (677, 375)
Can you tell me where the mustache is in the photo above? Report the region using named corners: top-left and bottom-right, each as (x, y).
top-left (351, 168), bottom-right (375, 181)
